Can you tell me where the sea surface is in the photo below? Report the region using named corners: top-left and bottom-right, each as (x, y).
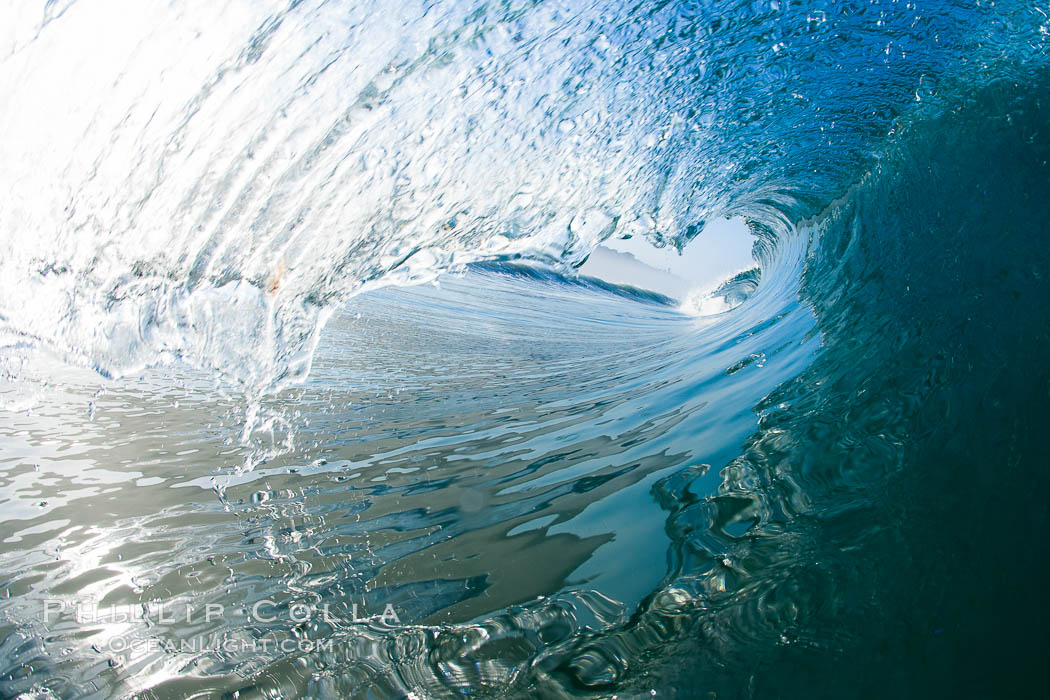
top-left (2, 1), bottom-right (1050, 698)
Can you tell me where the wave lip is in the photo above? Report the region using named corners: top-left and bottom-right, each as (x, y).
top-left (4, 0), bottom-right (1039, 396)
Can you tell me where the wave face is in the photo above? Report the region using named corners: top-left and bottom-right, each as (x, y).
top-left (2, 1), bottom-right (1050, 698)
top-left (0, 0), bottom-right (1036, 393)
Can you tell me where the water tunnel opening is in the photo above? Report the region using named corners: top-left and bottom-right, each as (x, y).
top-left (577, 216), bottom-right (757, 309)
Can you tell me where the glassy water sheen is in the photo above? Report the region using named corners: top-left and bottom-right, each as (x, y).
top-left (2, 1), bottom-right (1050, 698)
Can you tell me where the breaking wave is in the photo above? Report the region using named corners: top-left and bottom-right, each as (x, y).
top-left (2, 1), bottom-right (1050, 698)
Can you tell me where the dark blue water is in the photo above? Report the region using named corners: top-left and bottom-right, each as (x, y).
top-left (1, 1), bottom-right (1050, 698)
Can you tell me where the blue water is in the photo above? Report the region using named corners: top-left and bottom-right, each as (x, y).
top-left (2, 1), bottom-right (1050, 698)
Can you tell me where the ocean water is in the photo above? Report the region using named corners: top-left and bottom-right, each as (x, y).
top-left (2, 1), bottom-right (1050, 698)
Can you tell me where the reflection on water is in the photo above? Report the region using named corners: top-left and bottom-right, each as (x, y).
top-left (0, 263), bottom-right (814, 697)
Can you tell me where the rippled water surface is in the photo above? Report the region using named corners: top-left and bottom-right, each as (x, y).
top-left (1, 263), bottom-right (818, 697)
